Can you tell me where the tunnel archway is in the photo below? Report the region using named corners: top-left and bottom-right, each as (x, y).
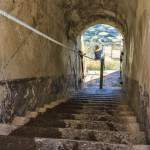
top-left (77, 24), bottom-right (124, 89)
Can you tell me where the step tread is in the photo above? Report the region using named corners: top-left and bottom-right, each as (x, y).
top-left (0, 135), bottom-right (149, 150)
top-left (35, 138), bottom-right (150, 150)
top-left (0, 135), bottom-right (36, 150)
top-left (47, 109), bottom-right (134, 116)
top-left (11, 126), bottom-right (146, 144)
top-left (51, 108), bottom-right (133, 113)
top-left (39, 112), bottom-right (136, 122)
top-left (0, 124), bottom-right (19, 135)
top-left (27, 118), bottom-right (139, 132)
top-left (12, 117), bottom-right (30, 126)
top-left (60, 104), bottom-right (129, 109)
top-left (67, 102), bottom-right (126, 106)
top-left (133, 145), bottom-right (150, 150)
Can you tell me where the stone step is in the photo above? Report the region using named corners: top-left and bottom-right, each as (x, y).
top-left (35, 138), bottom-right (150, 150)
top-left (0, 136), bottom-right (149, 150)
top-left (133, 145), bottom-right (150, 150)
top-left (38, 112), bottom-right (137, 122)
top-left (72, 93), bottom-right (121, 96)
top-left (26, 118), bottom-right (140, 132)
top-left (0, 135), bottom-right (36, 150)
top-left (25, 111), bottom-right (39, 119)
top-left (55, 105), bottom-right (130, 113)
top-left (71, 98), bottom-right (121, 101)
top-left (59, 103), bottom-right (130, 110)
top-left (11, 117), bottom-right (30, 126)
top-left (69, 99), bottom-right (124, 102)
top-left (71, 94), bottom-right (122, 97)
top-left (0, 124), bottom-right (19, 136)
top-left (48, 109), bottom-right (134, 116)
top-left (71, 100), bottom-right (121, 104)
top-left (10, 127), bottom-right (146, 144)
top-left (61, 101), bottom-right (129, 109)
top-left (52, 105), bottom-right (131, 113)
top-left (67, 101), bottom-right (124, 106)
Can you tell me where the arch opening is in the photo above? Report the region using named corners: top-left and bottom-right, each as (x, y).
top-left (78, 24), bottom-right (124, 89)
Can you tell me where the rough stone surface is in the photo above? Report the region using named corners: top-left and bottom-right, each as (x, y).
top-left (0, 82), bottom-right (149, 149)
top-left (61, 0), bottom-right (137, 38)
top-left (0, 1), bottom-right (81, 122)
top-left (0, 0), bottom-right (150, 146)
top-left (35, 138), bottom-right (133, 150)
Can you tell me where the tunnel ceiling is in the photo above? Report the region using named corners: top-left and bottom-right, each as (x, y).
top-left (61, 0), bottom-right (137, 39)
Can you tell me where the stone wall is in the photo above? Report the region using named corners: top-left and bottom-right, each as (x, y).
top-left (123, 0), bottom-right (150, 143)
top-left (0, 1), bottom-right (80, 122)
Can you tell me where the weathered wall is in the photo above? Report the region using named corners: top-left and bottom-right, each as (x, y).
top-left (62, 0), bottom-right (150, 143)
top-left (0, 0), bottom-right (80, 122)
top-left (124, 0), bottom-right (150, 142)
top-left (1, 1), bottom-right (150, 142)
top-left (62, 0), bottom-right (138, 39)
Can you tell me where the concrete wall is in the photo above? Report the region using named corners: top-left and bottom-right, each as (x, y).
top-left (1, 1), bottom-right (150, 142)
top-left (0, 0), bottom-right (80, 122)
top-left (61, 0), bottom-right (150, 143)
top-left (124, 0), bottom-right (150, 142)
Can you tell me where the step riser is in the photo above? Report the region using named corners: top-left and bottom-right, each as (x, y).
top-left (0, 84), bottom-right (148, 148)
top-left (0, 136), bottom-right (149, 150)
top-left (48, 110), bottom-right (134, 116)
top-left (35, 138), bottom-right (131, 150)
top-left (72, 95), bottom-right (121, 97)
top-left (56, 104), bottom-right (129, 111)
top-left (72, 99), bottom-right (121, 104)
top-left (71, 99), bottom-right (121, 101)
top-left (60, 103), bottom-right (129, 109)
top-left (70, 100), bottom-right (124, 106)
top-left (39, 113), bottom-right (137, 122)
top-left (27, 119), bottom-right (139, 132)
top-left (36, 138), bottom-right (150, 150)
top-left (11, 127), bottom-right (146, 144)
top-left (51, 106), bottom-right (131, 112)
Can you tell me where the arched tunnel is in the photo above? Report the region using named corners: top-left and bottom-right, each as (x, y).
top-left (0, 0), bottom-right (150, 149)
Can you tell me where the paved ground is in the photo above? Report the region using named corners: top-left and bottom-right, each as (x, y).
top-left (84, 70), bottom-right (121, 87)
top-left (103, 71), bottom-right (121, 88)
top-left (78, 70), bottom-right (121, 95)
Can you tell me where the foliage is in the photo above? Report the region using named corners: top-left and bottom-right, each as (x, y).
top-left (86, 59), bottom-right (120, 71)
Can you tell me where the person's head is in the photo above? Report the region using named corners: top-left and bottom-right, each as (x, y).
top-left (95, 45), bottom-right (99, 51)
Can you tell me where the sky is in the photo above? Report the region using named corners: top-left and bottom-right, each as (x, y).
top-left (83, 24), bottom-right (123, 45)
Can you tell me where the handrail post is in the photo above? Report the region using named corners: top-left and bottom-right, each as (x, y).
top-left (99, 45), bottom-right (105, 89)
top-left (100, 58), bottom-right (104, 89)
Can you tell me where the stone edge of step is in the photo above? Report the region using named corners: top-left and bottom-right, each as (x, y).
top-left (0, 124), bottom-right (19, 135)
top-left (25, 118), bottom-right (140, 133)
top-left (34, 138), bottom-right (150, 150)
top-left (12, 126), bottom-right (146, 144)
top-left (11, 125), bottom-right (146, 140)
top-left (0, 136), bottom-right (149, 150)
top-left (0, 98), bottom-right (69, 135)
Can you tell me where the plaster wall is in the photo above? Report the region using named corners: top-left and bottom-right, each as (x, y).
top-left (124, 0), bottom-right (150, 142)
top-left (0, 0), bottom-right (80, 122)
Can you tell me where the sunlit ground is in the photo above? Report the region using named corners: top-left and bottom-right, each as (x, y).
top-left (81, 24), bottom-right (123, 89)
top-left (84, 70), bottom-right (121, 88)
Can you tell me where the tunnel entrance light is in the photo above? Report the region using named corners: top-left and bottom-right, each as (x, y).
top-left (81, 24), bottom-right (123, 89)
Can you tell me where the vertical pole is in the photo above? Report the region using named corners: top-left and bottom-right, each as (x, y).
top-left (81, 56), bottom-right (84, 79)
top-left (100, 58), bottom-right (104, 89)
top-left (100, 45), bottom-right (105, 89)
top-left (76, 50), bottom-right (78, 89)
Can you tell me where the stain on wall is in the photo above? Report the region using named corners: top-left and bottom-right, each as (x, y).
top-left (0, 0), bottom-right (81, 122)
top-left (123, 0), bottom-right (150, 142)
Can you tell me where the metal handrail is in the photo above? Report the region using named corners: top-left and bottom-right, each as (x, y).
top-left (0, 9), bottom-right (95, 65)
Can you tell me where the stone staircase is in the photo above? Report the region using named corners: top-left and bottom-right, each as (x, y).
top-left (0, 89), bottom-right (150, 150)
